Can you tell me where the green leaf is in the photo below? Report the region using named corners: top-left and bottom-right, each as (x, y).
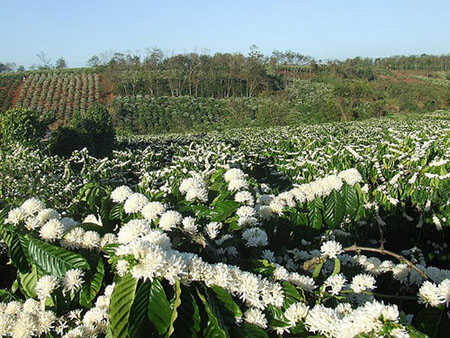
top-left (332, 258), bottom-right (341, 276)
top-left (290, 210), bottom-right (308, 226)
top-left (267, 305), bottom-right (289, 328)
top-left (0, 223), bottom-right (30, 273)
top-left (18, 265), bottom-right (39, 298)
top-left (78, 223), bottom-right (110, 235)
top-left (27, 237), bottom-right (90, 277)
top-left (282, 281), bottom-right (303, 307)
top-left (148, 279), bottom-right (172, 335)
top-left (324, 190), bottom-right (345, 229)
top-left (196, 287), bottom-right (228, 338)
top-left (210, 200), bottom-right (240, 222)
top-left (9, 234), bottom-right (30, 273)
top-left (80, 257), bottom-right (105, 307)
top-left (342, 183), bottom-right (359, 217)
top-left (102, 243), bottom-right (119, 254)
top-left (109, 274), bottom-right (138, 338)
top-left (0, 289), bottom-right (19, 302)
top-left (129, 281), bottom-right (151, 338)
top-left (243, 323), bottom-right (269, 338)
top-left (308, 197), bottom-right (324, 230)
top-left (0, 208), bottom-right (9, 225)
top-left (414, 307), bottom-right (450, 337)
top-left (109, 204), bottom-right (122, 221)
top-left (291, 322), bottom-right (307, 334)
top-left (174, 285), bottom-right (201, 337)
top-left (211, 285), bottom-right (242, 317)
top-left (312, 261), bottom-right (324, 279)
top-left (167, 280), bottom-right (182, 337)
top-left (407, 325), bottom-right (430, 338)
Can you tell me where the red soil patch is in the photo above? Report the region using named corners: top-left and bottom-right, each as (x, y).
top-left (99, 75), bottom-right (114, 105)
top-left (403, 77), bottom-right (425, 84)
top-left (11, 79), bottom-right (25, 107)
top-left (376, 71), bottom-right (427, 85)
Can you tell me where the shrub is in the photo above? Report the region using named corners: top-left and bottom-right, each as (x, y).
top-left (0, 108), bottom-right (52, 148)
top-left (48, 126), bottom-right (84, 157)
top-left (51, 104), bottom-right (116, 158)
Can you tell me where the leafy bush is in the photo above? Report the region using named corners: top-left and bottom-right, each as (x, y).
top-left (72, 103), bottom-right (116, 157)
top-left (51, 103), bottom-right (115, 158)
top-left (0, 108), bottom-right (52, 148)
top-left (48, 126), bottom-right (84, 157)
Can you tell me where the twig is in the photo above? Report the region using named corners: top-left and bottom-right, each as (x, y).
top-left (340, 289), bottom-right (417, 300)
top-left (344, 244), bottom-right (429, 280)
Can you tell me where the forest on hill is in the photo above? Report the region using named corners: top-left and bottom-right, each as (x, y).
top-left (2, 49), bottom-right (450, 134)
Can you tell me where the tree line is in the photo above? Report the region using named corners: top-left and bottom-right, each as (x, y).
top-left (82, 47), bottom-right (450, 98)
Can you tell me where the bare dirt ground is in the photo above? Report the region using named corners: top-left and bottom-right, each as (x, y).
top-left (10, 79), bottom-right (24, 107)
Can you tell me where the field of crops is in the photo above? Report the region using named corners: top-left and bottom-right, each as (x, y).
top-left (0, 74), bottom-right (22, 112)
top-left (11, 71), bottom-right (101, 120)
top-left (0, 113), bottom-right (449, 337)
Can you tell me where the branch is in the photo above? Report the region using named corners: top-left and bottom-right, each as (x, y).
top-left (344, 244), bottom-right (429, 280)
top-left (340, 289), bottom-right (417, 300)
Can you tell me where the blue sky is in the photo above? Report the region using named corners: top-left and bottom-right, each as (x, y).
top-left (1, 0), bottom-right (450, 68)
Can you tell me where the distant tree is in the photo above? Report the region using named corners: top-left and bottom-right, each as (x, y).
top-left (55, 57), bottom-right (67, 69)
top-left (144, 47), bottom-right (165, 67)
top-left (16, 65), bottom-right (25, 72)
top-left (87, 55), bottom-right (101, 67)
top-left (0, 62), bottom-right (15, 73)
top-left (36, 52), bottom-right (52, 69)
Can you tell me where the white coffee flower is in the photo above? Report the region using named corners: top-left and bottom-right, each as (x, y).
top-left (21, 197), bottom-right (45, 216)
top-left (6, 207), bottom-right (28, 225)
top-left (123, 193), bottom-right (149, 214)
top-left (182, 216), bottom-right (198, 234)
top-left (242, 228), bottom-right (268, 247)
top-left (159, 210), bottom-right (182, 231)
top-left (116, 260), bottom-right (130, 277)
top-left (284, 302), bottom-right (309, 326)
top-left (82, 230), bottom-right (101, 249)
top-left (324, 274), bottom-right (346, 295)
top-left (228, 179), bottom-right (248, 192)
top-left (179, 176), bottom-right (208, 202)
top-left (320, 240), bottom-right (343, 259)
top-left (117, 219), bottom-right (151, 244)
top-left (350, 274), bottom-right (376, 293)
top-left (39, 219), bottom-right (64, 242)
top-left (224, 168), bottom-right (245, 182)
top-left (235, 191), bottom-right (254, 205)
top-left (63, 269), bottom-right (84, 293)
top-left (244, 308), bottom-right (268, 329)
top-left (36, 275), bottom-right (59, 300)
top-left (418, 281), bottom-right (444, 307)
top-left (111, 185), bottom-right (133, 203)
top-left (338, 168), bottom-right (363, 186)
top-left (142, 201), bottom-right (166, 221)
top-left (36, 208), bottom-right (60, 225)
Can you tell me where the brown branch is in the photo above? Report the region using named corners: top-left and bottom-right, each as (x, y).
top-left (344, 244), bottom-right (429, 280)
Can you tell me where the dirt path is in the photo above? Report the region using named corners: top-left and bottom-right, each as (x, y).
top-left (11, 79), bottom-right (25, 107)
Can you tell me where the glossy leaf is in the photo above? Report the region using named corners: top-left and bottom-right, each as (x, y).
top-left (27, 237), bottom-right (90, 277)
top-left (109, 274), bottom-right (138, 338)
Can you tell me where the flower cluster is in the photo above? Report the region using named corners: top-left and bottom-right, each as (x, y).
top-left (179, 174), bottom-right (208, 202)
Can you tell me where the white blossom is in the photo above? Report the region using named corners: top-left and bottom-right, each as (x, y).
top-left (320, 240), bottom-right (344, 259)
top-left (111, 185), bottom-right (133, 203)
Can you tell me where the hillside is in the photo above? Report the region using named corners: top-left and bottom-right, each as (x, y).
top-left (2, 53), bottom-right (450, 133)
